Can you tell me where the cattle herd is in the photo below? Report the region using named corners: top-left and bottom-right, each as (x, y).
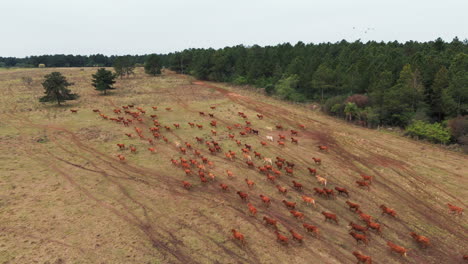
top-left (73, 104), bottom-right (466, 264)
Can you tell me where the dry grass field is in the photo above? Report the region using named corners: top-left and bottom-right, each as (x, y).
top-left (0, 67), bottom-right (467, 264)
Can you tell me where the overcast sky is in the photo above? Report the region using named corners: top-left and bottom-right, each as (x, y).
top-left (1, 0), bottom-right (467, 57)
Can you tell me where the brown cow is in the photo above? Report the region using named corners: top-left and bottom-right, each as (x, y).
top-left (447, 203), bottom-right (464, 215)
top-left (387, 241), bottom-right (408, 257)
top-left (365, 220), bottom-right (382, 234)
top-left (307, 167), bottom-right (317, 175)
top-left (303, 223), bottom-right (319, 237)
top-left (346, 201), bottom-right (360, 211)
top-left (349, 222), bottom-right (368, 234)
top-left (335, 187), bottom-right (349, 197)
top-left (322, 211), bottom-right (338, 224)
top-left (290, 210), bottom-right (305, 220)
top-left (289, 229), bottom-right (304, 243)
top-left (259, 194), bottom-right (271, 207)
top-left (247, 203), bottom-right (257, 216)
top-left (380, 205), bottom-right (397, 217)
top-left (409, 232), bottom-right (430, 248)
top-left (276, 185), bottom-right (288, 194)
top-left (263, 216), bottom-right (278, 229)
top-left (301, 195), bottom-right (316, 208)
top-left (237, 191), bottom-right (248, 201)
top-left (283, 200), bottom-right (296, 209)
top-left (357, 210), bottom-right (373, 222)
top-left (292, 180), bottom-right (303, 190)
top-left (219, 183), bottom-right (229, 191)
top-left (350, 232), bottom-right (369, 246)
top-left (318, 145), bottom-right (328, 151)
top-left (245, 178), bottom-right (255, 188)
top-left (356, 180), bottom-right (371, 190)
top-left (352, 251), bottom-right (372, 264)
top-left (182, 181), bottom-right (192, 190)
top-left (231, 229), bottom-right (245, 245)
top-left (275, 231), bottom-right (288, 245)
top-left (361, 174), bottom-right (373, 183)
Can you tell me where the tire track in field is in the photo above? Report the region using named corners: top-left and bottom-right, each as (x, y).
top-left (188, 79), bottom-right (468, 263)
top-left (5, 113), bottom-right (281, 264)
top-left (5, 75), bottom-right (467, 263)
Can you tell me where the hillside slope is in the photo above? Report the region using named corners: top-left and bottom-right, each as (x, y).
top-left (0, 68), bottom-right (467, 264)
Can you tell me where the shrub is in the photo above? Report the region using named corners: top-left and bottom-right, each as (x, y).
top-left (289, 92), bottom-right (307, 103)
top-left (274, 75), bottom-right (304, 102)
top-left (345, 94), bottom-right (369, 108)
top-left (265, 84), bottom-right (275, 95)
top-left (405, 120), bottom-right (450, 144)
top-left (323, 95), bottom-right (347, 115)
top-left (359, 107), bottom-right (380, 128)
top-left (447, 115), bottom-right (468, 141)
top-left (344, 102), bottom-right (358, 121)
top-left (233, 76), bottom-right (248, 85)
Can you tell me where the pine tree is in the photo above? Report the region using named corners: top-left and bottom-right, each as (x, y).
top-left (448, 53), bottom-right (468, 116)
top-left (39, 72), bottom-right (78, 106)
top-left (92, 68), bottom-right (117, 95)
top-left (383, 64), bottom-right (424, 126)
top-left (144, 54), bottom-right (162, 76)
top-left (113, 56), bottom-right (135, 78)
top-left (311, 63), bottom-right (336, 101)
top-left (429, 66), bottom-right (456, 121)
top-left (369, 70), bottom-right (393, 124)
top-left (395, 64), bottom-right (424, 111)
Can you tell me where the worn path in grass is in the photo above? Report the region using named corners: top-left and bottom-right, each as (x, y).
top-left (0, 68), bottom-right (467, 264)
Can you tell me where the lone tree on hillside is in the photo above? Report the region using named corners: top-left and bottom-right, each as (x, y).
top-left (39, 72), bottom-right (78, 106)
top-left (113, 56), bottom-right (135, 78)
top-left (92, 68), bottom-right (117, 95)
top-left (144, 54), bottom-right (162, 76)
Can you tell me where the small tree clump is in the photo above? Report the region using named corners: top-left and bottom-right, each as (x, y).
top-left (405, 120), bottom-right (450, 144)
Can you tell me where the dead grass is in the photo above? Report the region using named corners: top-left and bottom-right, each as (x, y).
top-left (0, 68), bottom-right (466, 264)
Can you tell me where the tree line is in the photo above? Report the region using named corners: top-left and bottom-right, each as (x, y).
top-left (8, 38), bottom-right (468, 148)
top-left (160, 38), bottom-right (467, 147)
top-left (162, 39), bottom-right (467, 122)
top-left (0, 54), bottom-right (147, 68)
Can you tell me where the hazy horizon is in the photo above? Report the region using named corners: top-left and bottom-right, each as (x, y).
top-left (1, 0), bottom-right (467, 57)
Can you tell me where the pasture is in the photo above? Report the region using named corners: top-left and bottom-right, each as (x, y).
top-left (0, 67), bottom-right (467, 264)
